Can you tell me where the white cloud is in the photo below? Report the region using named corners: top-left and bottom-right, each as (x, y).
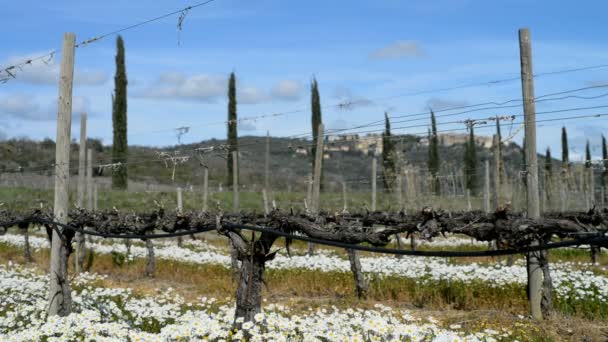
top-left (426, 97), bottom-right (470, 111)
top-left (0, 94), bottom-right (91, 121)
top-left (369, 41), bottom-right (425, 60)
top-left (0, 94), bottom-right (42, 119)
top-left (137, 72), bottom-right (226, 102)
top-left (138, 72), bottom-right (301, 104)
top-left (270, 80), bottom-right (303, 101)
top-left (240, 86), bottom-right (269, 104)
top-left (1, 52), bottom-right (108, 86)
top-left (239, 121), bottom-right (257, 131)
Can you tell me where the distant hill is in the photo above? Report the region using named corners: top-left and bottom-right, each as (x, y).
top-left (0, 134), bottom-right (558, 193)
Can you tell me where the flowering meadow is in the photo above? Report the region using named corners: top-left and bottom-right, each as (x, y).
top-left (1, 232), bottom-right (606, 311)
top-left (0, 263), bottom-right (521, 341)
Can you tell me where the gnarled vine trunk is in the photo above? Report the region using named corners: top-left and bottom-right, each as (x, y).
top-left (235, 255), bottom-right (265, 323)
top-left (144, 238), bottom-right (155, 277)
top-left (22, 228), bottom-right (33, 262)
top-left (347, 249), bottom-right (367, 299)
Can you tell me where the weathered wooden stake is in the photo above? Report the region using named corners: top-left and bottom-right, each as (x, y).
top-left (492, 135), bottom-right (500, 209)
top-left (396, 174), bottom-right (403, 210)
top-left (202, 167), bottom-right (209, 212)
top-left (93, 182), bottom-right (98, 211)
top-left (483, 160), bottom-right (491, 213)
top-left (559, 173), bottom-right (567, 212)
top-left (311, 123), bottom-right (324, 215)
top-left (232, 151), bottom-right (239, 212)
top-left (264, 130), bottom-right (270, 192)
top-left (519, 28), bottom-right (545, 320)
top-left (177, 187), bottom-right (183, 247)
top-left (309, 124), bottom-right (324, 255)
top-left (371, 157), bottom-right (377, 211)
top-left (262, 188), bottom-right (269, 216)
top-left (75, 113), bottom-right (86, 274)
top-left (342, 181), bottom-right (348, 212)
top-left (177, 187), bottom-right (183, 212)
top-left (306, 174), bottom-right (313, 213)
top-left (49, 32), bottom-right (75, 317)
top-left (86, 149), bottom-right (93, 210)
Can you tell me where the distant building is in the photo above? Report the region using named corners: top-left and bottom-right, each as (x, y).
top-left (327, 134), bottom-right (359, 142)
top-left (356, 134), bottom-right (383, 156)
top-left (420, 133), bottom-right (495, 148)
top-left (295, 147), bottom-right (308, 156)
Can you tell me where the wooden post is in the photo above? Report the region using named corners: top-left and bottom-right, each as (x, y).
top-left (396, 174), bottom-right (403, 210)
top-left (484, 160), bottom-right (491, 213)
top-left (232, 151), bottom-right (239, 212)
top-left (492, 135), bottom-right (500, 210)
top-left (371, 157), bottom-right (377, 211)
top-left (77, 113), bottom-right (87, 208)
top-left (264, 131), bottom-right (270, 193)
top-left (519, 28), bottom-right (544, 321)
top-left (75, 113), bottom-right (86, 274)
top-left (311, 123), bottom-right (324, 215)
top-left (560, 173), bottom-right (567, 212)
top-left (466, 189), bottom-right (472, 211)
top-left (342, 180), bottom-right (348, 212)
top-left (309, 124), bottom-right (324, 256)
top-left (177, 187), bottom-right (183, 247)
top-left (49, 32), bottom-right (75, 317)
top-left (601, 186), bottom-right (605, 209)
top-left (86, 149), bottom-right (93, 210)
top-left (262, 188), bottom-right (269, 215)
top-left (177, 187), bottom-right (183, 212)
top-left (202, 167), bottom-right (209, 212)
top-left (306, 174), bottom-right (313, 212)
top-left (93, 182), bottom-right (98, 211)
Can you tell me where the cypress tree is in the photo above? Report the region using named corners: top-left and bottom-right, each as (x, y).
top-left (602, 135), bottom-right (608, 189)
top-left (382, 112), bottom-right (397, 191)
top-left (310, 78), bottom-right (323, 188)
top-left (464, 125), bottom-right (477, 194)
top-left (545, 148), bottom-right (552, 176)
top-left (428, 111), bottom-right (440, 195)
top-left (545, 148), bottom-right (553, 205)
top-left (561, 126), bottom-right (569, 171)
top-left (226, 72), bottom-right (238, 187)
top-left (111, 35), bottom-right (128, 190)
top-left (585, 140), bottom-right (592, 168)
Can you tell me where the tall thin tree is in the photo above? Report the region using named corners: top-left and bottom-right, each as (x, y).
top-left (310, 78), bottom-right (323, 188)
top-left (561, 126), bottom-right (569, 171)
top-left (602, 135), bottom-right (608, 190)
top-left (585, 140), bottom-right (592, 168)
top-left (382, 112), bottom-right (397, 191)
top-left (111, 35), bottom-right (128, 190)
top-left (428, 111), bottom-right (440, 195)
top-left (545, 148), bottom-right (553, 207)
top-left (226, 72), bottom-right (238, 187)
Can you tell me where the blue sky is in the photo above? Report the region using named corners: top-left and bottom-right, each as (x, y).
top-left (1, 0), bottom-right (608, 160)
